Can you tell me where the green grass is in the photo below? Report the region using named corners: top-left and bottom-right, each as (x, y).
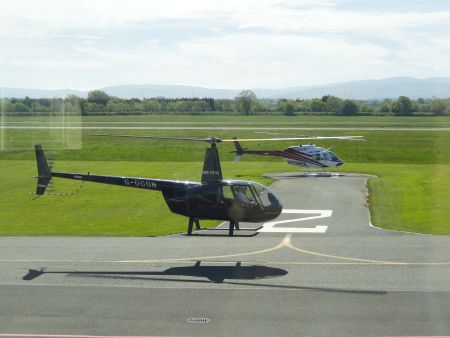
top-left (343, 163), bottom-right (450, 235)
top-left (2, 129), bottom-right (450, 165)
top-left (4, 114), bottom-right (450, 123)
top-left (1, 115), bottom-right (449, 236)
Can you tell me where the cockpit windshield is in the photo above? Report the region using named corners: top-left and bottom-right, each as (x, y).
top-left (224, 182), bottom-right (279, 209)
top-left (322, 151), bottom-right (339, 161)
top-left (329, 151), bottom-right (339, 161)
top-left (251, 182), bottom-right (279, 208)
top-left (322, 152), bottom-right (331, 160)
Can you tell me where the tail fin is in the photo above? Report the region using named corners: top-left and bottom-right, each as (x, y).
top-left (232, 137), bottom-right (245, 162)
top-left (34, 145), bottom-right (52, 195)
top-left (201, 144), bottom-right (223, 183)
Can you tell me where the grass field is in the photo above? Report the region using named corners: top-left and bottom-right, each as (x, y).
top-left (1, 114), bottom-right (449, 236)
top-left (344, 163), bottom-right (450, 235)
top-left (4, 114), bottom-right (450, 124)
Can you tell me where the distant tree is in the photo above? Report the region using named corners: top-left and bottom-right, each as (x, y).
top-left (392, 96), bottom-right (413, 116)
top-left (79, 98), bottom-right (88, 115)
top-left (235, 90), bottom-right (257, 115)
top-left (324, 96), bottom-right (343, 113)
top-left (85, 102), bottom-right (106, 113)
top-left (310, 98), bottom-right (325, 112)
top-left (430, 99), bottom-right (449, 116)
top-left (296, 99), bottom-right (311, 112)
top-left (87, 90), bottom-right (110, 106)
top-left (65, 94), bottom-right (80, 104)
top-left (416, 97), bottom-right (425, 104)
top-left (341, 100), bottom-right (359, 116)
top-left (215, 99), bottom-right (236, 112)
top-left (278, 99), bottom-right (295, 116)
top-left (360, 103), bottom-right (375, 113)
top-left (376, 102), bottom-right (391, 113)
top-left (8, 102), bottom-right (30, 112)
top-left (321, 95), bottom-right (330, 102)
top-left (143, 99), bottom-right (161, 113)
top-left (418, 103), bottom-right (431, 113)
top-left (30, 101), bottom-right (42, 112)
top-left (22, 96), bottom-right (32, 107)
top-left (63, 94), bottom-right (81, 113)
top-left (204, 97), bottom-right (216, 111)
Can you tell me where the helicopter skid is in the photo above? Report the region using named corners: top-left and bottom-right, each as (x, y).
top-left (199, 225), bottom-right (263, 232)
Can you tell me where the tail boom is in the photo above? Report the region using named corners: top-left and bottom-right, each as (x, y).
top-left (34, 144), bottom-right (189, 196)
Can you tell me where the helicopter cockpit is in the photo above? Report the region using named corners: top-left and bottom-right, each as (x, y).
top-left (163, 180), bottom-right (281, 222)
top-left (222, 181), bottom-right (282, 222)
top-left (308, 146), bottom-right (342, 165)
top-left (322, 150), bottom-right (340, 161)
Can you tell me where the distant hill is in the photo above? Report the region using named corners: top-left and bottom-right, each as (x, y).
top-left (278, 77), bottom-right (450, 100)
top-left (0, 88), bottom-right (85, 99)
top-left (2, 77), bottom-right (450, 100)
top-left (100, 84), bottom-right (239, 99)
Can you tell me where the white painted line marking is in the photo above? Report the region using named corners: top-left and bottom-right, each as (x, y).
top-left (259, 209), bottom-right (331, 233)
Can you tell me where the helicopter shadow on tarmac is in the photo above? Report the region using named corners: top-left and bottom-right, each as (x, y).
top-left (22, 261), bottom-right (287, 283)
top-left (21, 262), bottom-right (386, 295)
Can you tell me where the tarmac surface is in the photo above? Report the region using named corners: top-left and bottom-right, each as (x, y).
top-left (0, 173), bottom-right (449, 337)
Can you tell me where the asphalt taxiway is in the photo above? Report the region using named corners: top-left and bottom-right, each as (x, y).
top-left (0, 173), bottom-right (449, 337)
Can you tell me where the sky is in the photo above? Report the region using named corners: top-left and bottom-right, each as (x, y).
top-left (1, 0), bottom-right (450, 90)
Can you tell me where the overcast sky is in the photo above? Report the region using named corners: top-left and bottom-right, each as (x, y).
top-left (1, 0), bottom-right (449, 90)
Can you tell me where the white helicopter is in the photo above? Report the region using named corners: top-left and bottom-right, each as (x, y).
top-left (232, 135), bottom-right (364, 169)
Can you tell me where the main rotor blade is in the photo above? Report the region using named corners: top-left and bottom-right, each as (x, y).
top-left (90, 134), bottom-right (220, 143)
top-left (222, 136), bottom-right (364, 142)
top-left (90, 134), bottom-right (364, 143)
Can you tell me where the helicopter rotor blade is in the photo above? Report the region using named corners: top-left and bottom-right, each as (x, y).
top-left (90, 134), bottom-right (364, 143)
top-left (221, 136), bottom-right (364, 142)
top-left (90, 134), bottom-right (223, 143)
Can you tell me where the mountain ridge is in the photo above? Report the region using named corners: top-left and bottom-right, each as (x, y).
top-left (2, 77), bottom-right (450, 100)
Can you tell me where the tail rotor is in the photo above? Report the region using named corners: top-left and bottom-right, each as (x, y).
top-left (232, 137), bottom-right (246, 162)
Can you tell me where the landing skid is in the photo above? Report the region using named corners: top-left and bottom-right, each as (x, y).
top-left (186, 217), bottom-right (262, 236)
top-left (301, 170), bottom-right (343, 177)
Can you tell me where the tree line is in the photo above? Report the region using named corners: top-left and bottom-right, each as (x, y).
top-left (1, 89), bottom-right (449, 116)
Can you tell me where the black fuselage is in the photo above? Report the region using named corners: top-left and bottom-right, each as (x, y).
top-left (51, 172), bottom-right (282, 223)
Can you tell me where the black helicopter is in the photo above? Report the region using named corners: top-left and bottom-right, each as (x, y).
top-left (34, 136), bottom-right (282, 236)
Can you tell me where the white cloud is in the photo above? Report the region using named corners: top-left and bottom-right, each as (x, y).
top-left (1, 0), bottom-right (450, 89)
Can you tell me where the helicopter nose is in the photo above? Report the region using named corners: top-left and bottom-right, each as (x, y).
top-left (336, 161), bottom-right (344, 166)
top-left (263, 194), bottom-right (282, 220)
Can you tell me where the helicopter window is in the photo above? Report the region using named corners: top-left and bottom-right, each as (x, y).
top-left (329, 151), bottom-right (339, 161)
top-left (322, 152), bottom-right (331, 160)
top-left (314, 154), bottom-right (321, 160)
top-left (222, 185), bottom-right (234, 200)
top-left (251, 183), bottom-right (274, 208)
top-left (232, 185), bottom-right (257, 205)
